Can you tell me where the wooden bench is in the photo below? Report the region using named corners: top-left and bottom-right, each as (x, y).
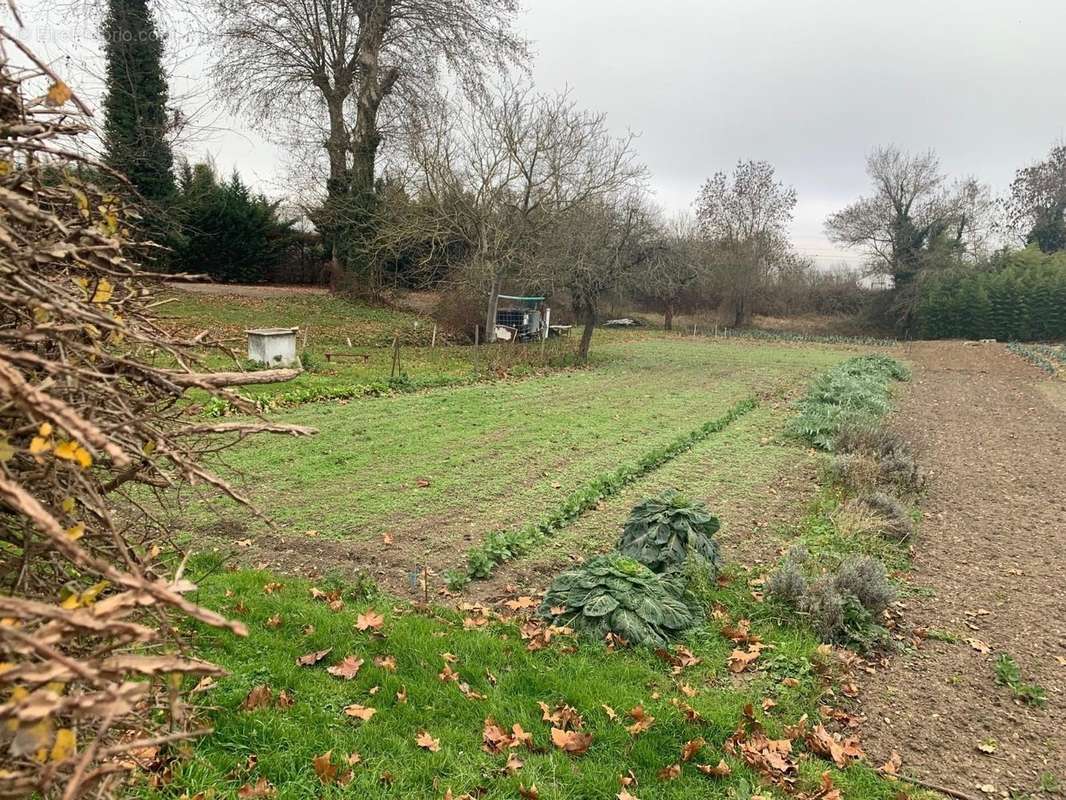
top-left (324, 352), bottom-right (371, 364)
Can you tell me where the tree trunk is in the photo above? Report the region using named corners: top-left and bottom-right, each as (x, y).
top-left (578, 300), bottom-right (597, 362)
top-left (323, 90), bottom-right (351, 198)
top-left (663, 301), bottom-right (674, 331)
top-left (352, 1), bottom-right (399, 198)
top-left (484, 274), bottom-right (501, 343)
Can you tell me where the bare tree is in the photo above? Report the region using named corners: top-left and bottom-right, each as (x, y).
top-left (825, 146), bottom-right (991, 290)
top-left (211, 0), bottom-right (527, 202)
top-left (383, 83), bottom-right (646, 340)
top-left (1005, 143), bottom-right (1066, 253)
top-left (695, 160), bottom-right (797, 327)
top-left (541, 194), bottom-right (653, 360)
top-left (630, 210), bottom-right (709, 330)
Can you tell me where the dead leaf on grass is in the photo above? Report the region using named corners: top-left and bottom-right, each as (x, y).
top-left (326, 656), bottom-right (364, 680)
top-left (550, 727), bottom-right (592, 755)
top-left (312, 751), bottom-right (336, 784)
top-left (241, 685), bottom-right (273, 711)
top-left (519, 784), bottom-right (539, 799)
top-left (374, 654), bottom-right (397, 672)
top-left (681, 737), bottom-right (706, 762)
top-left (880, 751), bottom-right (903, 774)
top-left (625, 705), bottom-right (655, 735)
top-left (396, 685), bottom-right (408, 704)
top-left (657, 763), bottom-right (681, 781)
top-left (236, 778), bottom-right (275, 798)
top-left (265, 614), bottom-right (282, 629)
top-left (356, 611), bottom-right (384, 631)
top-left (296, 648), bottom-right (331, 667)
top-left (696, 760), bottom-right (732, 778)
top-left (343, 704), bottom-right (376, 721)
top-left (416, 730), bottom-right (441, 752)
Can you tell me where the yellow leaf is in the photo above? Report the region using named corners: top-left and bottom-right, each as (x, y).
top-left (0, 159), bottom-right (10, 176)
top-left (33, 306), bottom-right (49, 324)
top-left (142, 440), bottom-right (156, 455)
top-left (45, 81), bottom-right (72, 107)
top-left (73, 446), bottom-right (92, 469)
top-left (59, 595), bottom-right (79, 611)
top-left (61, 497), bottom-right (76, 514)
top-left (78, 581), bottom-right (109, 606)
top-left (50, 729), bottom-right (75, 762)
top-left (53, 441), bottom-right (92, 468)
top-left (38, 422), bottom-right (53, 438)
top-left (53, 440), bottom-right (78, 461)
top-left (71, 190), bottom-right (90, 219)
top-left (0, 440), bottom-right (14, 462)
top-left (91, 279), bottom-right (113, 303)
top-left (29, 437), bottom-right (51, 455)
top-left (65, 522), bottom-right (85, 542)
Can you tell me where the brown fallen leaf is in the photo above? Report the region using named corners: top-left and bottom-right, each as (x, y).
top-left (416, 730), bottom-right (441, 752)
top-left (880, 750), bottom-right (902, 774)
top-left (550, 727), bottom-right (592, 755)
top-left (657, 763), bottom-right (681, 781)
top-left (625, 705), bottom-right (655, 735)
top-left (696, 760), bottom-right (732, 778)
top-left (966, 637), bottom-right (992, 654)
top-left (382, 532), bottom-right (395, 545)
top-left (396, 685), bottom-right (408, 704)
top-left (519, 784), bottom-right (539, 800)
top-left (326, 656), bottom-right (364, 680)
top-left (241, 685), bottom-right (273, 711)
top-left (263, 582), bottom-right (284, 594)
top-left (343, 704), bottom-right (376, 721)
top-left (681, 737), bottom-right (706, 762)
top-left (236, 778), bottom-right (276, 798)
top-left (504, 596), bottom-right (539, 611)
top-left (617, 791), bottom-right (640, 800)
top-left (296, 647), bottom-right (332, 667)
top-left (482, 719), bottom-right (512, 753)
top-left (374, 655), bottom-right (397, 672)
top-left (439, 663), bottom-right (459, 683)
top-left (312, 751), bottom-right (336, 784)
top-left (511, 723), bottom-right (534, 749)
top-left (276, 690), bottom-right (295, 709)
top-left (728, 646), bottom-right (761, 673)
top-left (356, 611), bottom-right (385, 631)
top-left (265, 614), bottom-right (282, 629)
top-left (602, 704), bottom-right (618, 720)
top-left (503, 752), bottom-right (524, 775)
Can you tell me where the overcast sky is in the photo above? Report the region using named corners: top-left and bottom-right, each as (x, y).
top-left (20, 0), bottom-right (1066, 267)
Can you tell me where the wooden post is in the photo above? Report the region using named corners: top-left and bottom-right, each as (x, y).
top-left (431, 324), bottom-right (437, 348)
top-left (390, 334), bottom-right (400, 379)
top-left (473, 326), bottom-right (480, 373)
top-left (301, 327), bottom-right (309, 350)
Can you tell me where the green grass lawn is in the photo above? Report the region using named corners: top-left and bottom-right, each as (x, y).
top-left (139, 564), bottom-right (907, 800)
top-left (180, 338), bottom-right (849, 563)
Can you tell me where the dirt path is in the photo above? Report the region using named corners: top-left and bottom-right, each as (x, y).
top-left (861, 342), bottom-right (1066, 796)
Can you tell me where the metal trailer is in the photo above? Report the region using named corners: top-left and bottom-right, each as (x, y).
top-left (494, 295), bottom-right (552, 342)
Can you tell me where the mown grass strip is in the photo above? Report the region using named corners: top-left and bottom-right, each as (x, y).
top-left (449, 396), bottom-right (758, 588)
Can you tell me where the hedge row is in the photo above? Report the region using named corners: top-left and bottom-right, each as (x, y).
top-left (916, 248), bottom-right (1066, 341)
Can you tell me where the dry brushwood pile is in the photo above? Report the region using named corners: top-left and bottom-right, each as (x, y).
top-left (0, 25), bottom-right (312, 798)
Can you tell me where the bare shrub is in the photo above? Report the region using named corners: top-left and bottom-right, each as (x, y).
top-left (799, 578), bottom-right (846, 641)
top-left (0, 33), bottom-right (310, 798)
top-left (833, 556), bottom-right (895, 618)
top-left (824, 452), bottom-right (881, 494)
top-left (766, 559), bottom-right (808, 607)
top-left (857, 491), bottom-right (915, 543)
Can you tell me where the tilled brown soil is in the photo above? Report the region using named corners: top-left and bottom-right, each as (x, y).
top-left (861, 342), bottom-right (1065, 796)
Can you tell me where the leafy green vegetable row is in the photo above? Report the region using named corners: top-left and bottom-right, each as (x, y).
top-left (447, 396), bottom-right (757, 588)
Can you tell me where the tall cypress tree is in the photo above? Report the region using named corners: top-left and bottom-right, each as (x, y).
top-left (101, 0), bottom-right (175, 207)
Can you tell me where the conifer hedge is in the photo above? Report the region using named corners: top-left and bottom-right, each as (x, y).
top-left (916, 248), bottom-right (1066, 341)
